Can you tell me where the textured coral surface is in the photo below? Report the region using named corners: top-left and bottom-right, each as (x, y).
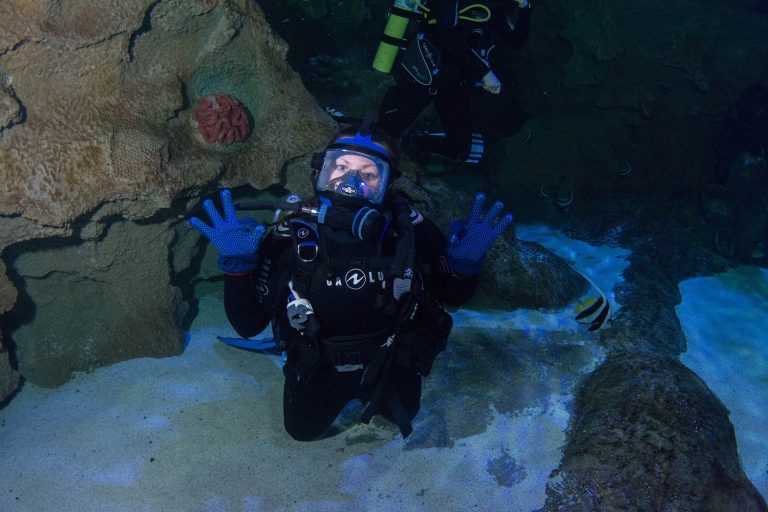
top-left (0, 0), bottom-right (334, 228)
top-left (0, 0), bottom-right (335, 395)
top-left (192, 94), bottom-right (251, 145)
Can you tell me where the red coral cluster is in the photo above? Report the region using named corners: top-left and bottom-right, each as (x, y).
top-left (192, 94), bottom-right (250, 145)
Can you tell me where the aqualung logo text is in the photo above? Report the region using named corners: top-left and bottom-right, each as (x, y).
top-left (345, 269), bottom-right (366, 290)
top-left (325, 268), bottom-right (386, 290)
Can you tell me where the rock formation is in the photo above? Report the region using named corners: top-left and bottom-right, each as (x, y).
top-left (0, 0), bottom-right (336, 395)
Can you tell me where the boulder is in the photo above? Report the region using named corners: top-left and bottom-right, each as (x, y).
top-left (544, 351), bottom-right (767, 511)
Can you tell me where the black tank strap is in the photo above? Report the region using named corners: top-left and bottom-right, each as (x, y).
top-left (288, 217), bottom-right (321, 297)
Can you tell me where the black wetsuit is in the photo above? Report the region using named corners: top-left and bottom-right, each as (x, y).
top-left (223, 201), bottom-right (478, 441)
top-left (378, 0), bottom-right (532, 163)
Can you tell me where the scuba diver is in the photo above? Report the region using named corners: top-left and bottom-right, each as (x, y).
top-left (189, 122), bottom-right (514, 440)
top-left (373, 0), bottom-right (533, 165)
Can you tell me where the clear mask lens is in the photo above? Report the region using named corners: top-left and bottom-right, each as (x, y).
top-left (315, 149), bottom-right (390, 205)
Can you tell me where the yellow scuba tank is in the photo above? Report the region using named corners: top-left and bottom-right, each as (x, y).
top-left (373, 1), bottom-right (492, 74)
top-left (372, 0), bottom-right (427, 74)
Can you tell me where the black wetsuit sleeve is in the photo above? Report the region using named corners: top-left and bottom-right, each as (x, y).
top-left (415, 216), bottom-right (478, 306)
top-left (223, 232), bottom-right (292, 338)
top-left (491, 4), bottom-right (532, 52)
top-left (224, 273), bottom-right (267, 338)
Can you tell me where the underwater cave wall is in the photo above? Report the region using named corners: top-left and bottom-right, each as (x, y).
top-left (485, 0), bottom-right (768, 219)
top-left (0, 0), bottom-right (336, 399)
top-left (258, 0), bottom-right (768, 222)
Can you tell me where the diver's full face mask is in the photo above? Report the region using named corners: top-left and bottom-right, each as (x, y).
top-left (316, 149), bottom-right (390, 205)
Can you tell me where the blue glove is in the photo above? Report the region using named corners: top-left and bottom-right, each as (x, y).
top-left (446, 192), bottom-right (514, 275)
top-left (189, 189), bottom-right (266, 274)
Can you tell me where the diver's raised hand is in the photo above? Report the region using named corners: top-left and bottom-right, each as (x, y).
top-left (446, 193), bottom-right (514, 275)
top-left (481, 70), bottom-right (502, 94)
top-left (189, 189), bottom-right (266, 274)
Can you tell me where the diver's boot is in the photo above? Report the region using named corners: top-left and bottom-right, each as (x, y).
top-left (405, 131), bottom-right (486, 168)
top-left (460, 132), bottom-right (485, 165)
top-left (402, 130), bottom-right (432, 164)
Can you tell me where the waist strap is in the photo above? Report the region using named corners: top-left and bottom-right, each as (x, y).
top-left (319, 324), bottom-right (395, 367)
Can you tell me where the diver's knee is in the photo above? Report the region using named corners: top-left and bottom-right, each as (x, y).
top-left (284, 423), bottom-right (323, 442)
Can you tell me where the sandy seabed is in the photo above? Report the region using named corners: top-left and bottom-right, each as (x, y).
top-left (1, 226), bottom-right (764, 511)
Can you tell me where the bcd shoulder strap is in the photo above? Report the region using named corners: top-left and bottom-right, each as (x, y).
top-left (287, 217), bottom-right (322, 297)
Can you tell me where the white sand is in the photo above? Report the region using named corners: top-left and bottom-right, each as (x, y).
top-left (0, 226), bottom-right (632, 512)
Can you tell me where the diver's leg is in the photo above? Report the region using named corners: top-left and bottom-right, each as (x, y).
top-left (378, 366), bottom-right (422, 425)
top-left (406, 78), bottom-right (482, 164)
top-left (378, 80), bottom-right (433, 139)
top-left (282, 366), bottom-right (352, 441)
top-left (431, 79), bottom-right (477, 161)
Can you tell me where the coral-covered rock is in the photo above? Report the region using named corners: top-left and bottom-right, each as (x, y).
top-left (0, 84), bottom-right (23, 133)
top-left (0, 334), bottom-right (18, 405)
top-left (0, 0), bottom-right (335, 397)
top-left (544, 352), bottom-right (767, 511)
top-left (0, 259), bottom-right (19, 403)
top-left (11, 219), bottom-right (188, 388)
top-left (0, 0), bottom-right (334, 228)
top-left (192, 94), bottom-right (251, 145)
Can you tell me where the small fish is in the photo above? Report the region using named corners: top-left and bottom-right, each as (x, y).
top-left (574, 295), bottom-right (612, 331)
top-left (538, 183), bottom-right (554, 198)
top-left (618, 163), bottom-right (632, 176)
top-left (714, 229), bottom-right (735, 257)
top-left (523, 128), bottom-right (532, 143)
top-left (556, 187), bottom-right (574, 210)
top-left (571, 269), bottom-right (612, 331)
